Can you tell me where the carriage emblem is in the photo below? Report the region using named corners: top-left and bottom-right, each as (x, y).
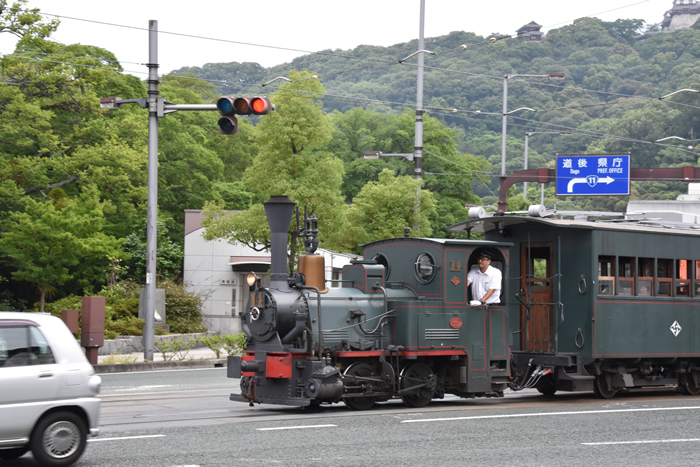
top-left (450, 276), bottom-right (461, 286)
top-left (670, 321), bottom-right (682, 337)
top-left (586, 175), bottom-right (599, 187)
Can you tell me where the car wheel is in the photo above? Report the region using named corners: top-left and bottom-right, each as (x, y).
top-left (0, 447), bottom-right (29, 459)
top-left (30, 411), bottom-right (87, 467)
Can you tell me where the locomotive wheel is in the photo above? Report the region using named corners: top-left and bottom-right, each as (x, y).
top-left (400, 362), bottom-right (436, 408)
top-left (343, 363), bottom-right (377, 411)
top-left (679, 372), bottom-right (700, 396)
top-left (593, 374), bottom-right (617, 399)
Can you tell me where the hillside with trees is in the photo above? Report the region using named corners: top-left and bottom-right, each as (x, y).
top-left (1, 0), bottom-right (698, 312)
top-left (177, 17), bottom-right (700, 211)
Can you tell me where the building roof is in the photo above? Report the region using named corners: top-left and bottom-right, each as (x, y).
top-left (517, 21), bottom-right (542, 33)
top-left (446, 215), bottom-right (700, 236)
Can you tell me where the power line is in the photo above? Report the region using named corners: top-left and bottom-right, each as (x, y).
top-left (13, 7), bottom-right (682, 111)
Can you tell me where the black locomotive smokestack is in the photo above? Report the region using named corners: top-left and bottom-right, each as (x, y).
top-left (264, 195), bottom-right (296, 284)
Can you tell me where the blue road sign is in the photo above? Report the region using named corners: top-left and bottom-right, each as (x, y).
top-left (556, 154), bottom-right (630, 196)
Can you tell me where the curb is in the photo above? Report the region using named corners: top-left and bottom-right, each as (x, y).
top-left (94, 359), bottom-right (227, 374)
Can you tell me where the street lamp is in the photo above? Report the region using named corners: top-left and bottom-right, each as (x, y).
top-left (653, 136), bottom-right (700, 150)
top-left (523, 130), bottom-right (572, 201)
top-left (501, 72), bottom-right (565, 177)
top-left (658, 89), bottom-right (699, 100)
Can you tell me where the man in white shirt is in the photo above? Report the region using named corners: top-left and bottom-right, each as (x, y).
top-left (467, 252), bottom-right (502, 305)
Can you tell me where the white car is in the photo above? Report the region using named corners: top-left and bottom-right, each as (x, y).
top-left (0, 312), bottom-right (101, 466)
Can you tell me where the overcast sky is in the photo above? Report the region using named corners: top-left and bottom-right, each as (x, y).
top-left (1, 0), bottom-right (669, 75)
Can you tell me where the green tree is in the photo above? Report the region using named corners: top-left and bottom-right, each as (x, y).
top-left (0, 187), bottom-right (122, 311)
top-left (337, 169), bottom-right (437, 252)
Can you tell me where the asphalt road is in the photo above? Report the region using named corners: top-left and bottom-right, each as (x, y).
top-left (10, 368), bottom-right (700, 466)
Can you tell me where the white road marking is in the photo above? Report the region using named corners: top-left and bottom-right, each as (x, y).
top-left (400, 406), bottom-right (700, 423)
top-left (113, 385), bottom-right (173, 391)
top-left (583, 438), bottom-right (700, 446)
top-left (257, 424), bottom-right (337, 431)
top-left (97, 367), bottom-right (226, 375)
top-left (88, 434), bottom-right (166, 442)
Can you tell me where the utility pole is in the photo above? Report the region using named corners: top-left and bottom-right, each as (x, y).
top-left (414, 0), bottom-right (425, 183)
top-left (144, 20), bottom-right (159, 361)
top-left (363, 1), bottom-right (431, 233)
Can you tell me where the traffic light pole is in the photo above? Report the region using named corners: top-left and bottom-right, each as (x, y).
top-left (100, 22), bottom-right (218, 361)
top-left (99, 21), bottom-right (273, 359)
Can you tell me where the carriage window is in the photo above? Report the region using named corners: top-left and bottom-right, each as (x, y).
top-left (598, 256), bottom-right (615, 295)
top-left (527, 247), bottom-right (550, 287)
top-left (657, 258), bottom-right (673, 297)
top-left (676, 260), bottom-right (691, 297)
top-left (696, 261), bottom-right (700, 296)
top-left (414, 252), bottom-right (437, 284)
top-left (617, 257), bottom-right (635, 296)
top-left (638, 257), bottom-right (654, 296)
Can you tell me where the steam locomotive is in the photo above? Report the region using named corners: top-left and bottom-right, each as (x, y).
top-left (227, 196), bottom-right (700, 409)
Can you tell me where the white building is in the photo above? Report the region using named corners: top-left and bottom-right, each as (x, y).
top-left (626, 183), bottom-right (700, 223)
top-left (183, 209), bottom-right (356, 335)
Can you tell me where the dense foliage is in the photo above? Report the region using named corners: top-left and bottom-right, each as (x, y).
top-left (1, 1), bottom-right (699, 317)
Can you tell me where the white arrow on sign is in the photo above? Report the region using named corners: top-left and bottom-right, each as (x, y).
top-left (567, 175), bottom-right (615, 193)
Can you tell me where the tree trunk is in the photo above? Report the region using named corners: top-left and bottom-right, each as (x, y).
top-left (39, 284), bottom-right (45, 313)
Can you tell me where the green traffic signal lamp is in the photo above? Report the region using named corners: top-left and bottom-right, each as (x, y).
top-left (216, 97), bottom-right (236, 115)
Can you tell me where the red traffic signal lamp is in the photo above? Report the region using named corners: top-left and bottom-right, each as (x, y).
top-left (215, 96), bottom-right (275, 134)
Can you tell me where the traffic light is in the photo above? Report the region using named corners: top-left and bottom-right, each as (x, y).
top-left (215, 96), bottom-right (275, 134)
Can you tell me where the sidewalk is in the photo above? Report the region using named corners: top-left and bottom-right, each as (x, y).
top-left (94, 347), bottom-right (228, 373)
top-left (97, 346), bottom-right (220, 364)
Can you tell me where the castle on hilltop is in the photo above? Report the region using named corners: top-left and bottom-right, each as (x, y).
top-left (662, 0), bottom-right (700, 32)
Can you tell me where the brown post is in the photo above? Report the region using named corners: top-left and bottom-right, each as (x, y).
top-left (61, 309), bottom-right (79, 334)
top-left (81, 296), bottom-right (106, 365)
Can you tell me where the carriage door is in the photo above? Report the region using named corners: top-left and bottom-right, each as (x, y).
top-left (520, 243), bottom-right (554, 352)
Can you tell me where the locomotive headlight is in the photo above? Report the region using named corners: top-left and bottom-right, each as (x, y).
top-left (246, 272), bottom-right (258, 290)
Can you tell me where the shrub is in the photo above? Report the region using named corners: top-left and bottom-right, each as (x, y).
top-left (104, 316), bottom-right (144, 339)
top-left (198, 335), bottom-right (225, 358)
top-left (222, 333), bottom-right (247, 356)
top-left (198, 333), bottom-right (247, 358)
top-left (36, 278), bottom-right (207, 337)
top-left (154, 337), bottom-right (197, 361)
top-left (160, 279), bottom-right (207, 334)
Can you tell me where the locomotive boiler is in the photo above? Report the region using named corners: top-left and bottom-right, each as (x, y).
top-left (227, 195), bottom-right (700, 409)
